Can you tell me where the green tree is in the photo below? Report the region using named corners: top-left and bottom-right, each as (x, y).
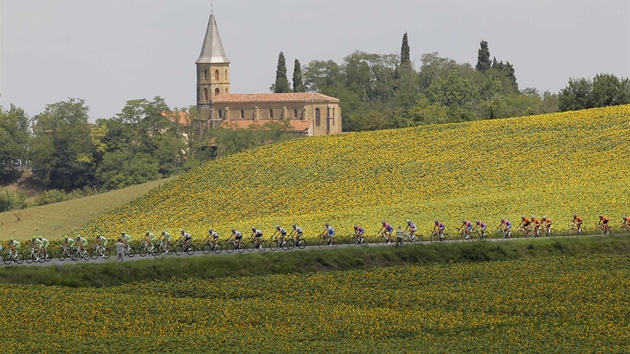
top-left (0, 104), bottom-right (29, 182)
top-left (272, 52), bottom-right (291, 93)
top-left (591, 73), bottom-right (630, 107)
top-left (292, 59), bottom-right (305, 92)
top-left (401, 32), bottom-right (411, 67)
top-left (558, 78), bottom-right (594, 111)
top-left (30, 98), bottom-right (96, 190)
top-left (476, 40), bottom-right (491, 72)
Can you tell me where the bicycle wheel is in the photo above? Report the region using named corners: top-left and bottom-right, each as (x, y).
top-left (296, 239), bottom-right (306, 249)
top-left (318, 237), bottom-right (327, 248)
top-left (202, 243), bottom-right (212, 254)
top-left (269, 240), bottom-right (279, 251)
top-left (3, 253), bottom-right (12, 265)
top-left (185, 244), bottom-right (196, 256)
top-left (236, 242), bottom-right (245, 253)
top-left (213, 243), bottom-right (223, 254)
top-left (25, 252), bottom-right (36, 264)
top-left (174, 245), bottom-right (184, 256)
top-left (57, 249), bottom-right (67, 261)
top-left (283, 239), bottom-right (294, 251)
top-left (127, 247), bottom-right (136, 258)
top-left (71, 250), bottom-right (80, 261)
top-left (15, 253), bottom-right (24, 264)
top-left (89, 248), bottom-right (98, 260)
top-left (138, 245), bottom-right (148, 257)
top-left (376, 235), bottom-right (386, 246)
top-left (225, 242), bottom-right (235, 254)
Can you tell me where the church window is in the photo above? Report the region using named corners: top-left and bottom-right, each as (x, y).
top-left (294, 109), bottom-right (298, 118)
top-left (240, 110), bottom-right (245, 119)
top-left (214, 70), bottom-right (219, 81)
top-left (203, 88), bottom-right (209, 101)
top-left (315, 108), bottom-right (321, 126)
top-left (218, 110), bottom-right (223, 119)
top-left (204, 70), bottom-right (208, 82)
top-left (225, 70), bottom-right (228, 80)
top-left (269, 109), bottom-right (274, 119)
top-left (215, 88), bottom-right (220, 96)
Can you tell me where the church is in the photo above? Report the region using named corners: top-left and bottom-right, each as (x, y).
top-left (194, 13), bottom-right (342, 137)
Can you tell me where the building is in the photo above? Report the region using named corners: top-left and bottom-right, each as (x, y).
top-left (194, 13), bottom-right (342, 137)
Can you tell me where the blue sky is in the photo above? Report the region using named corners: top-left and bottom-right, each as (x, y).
top-left (2, 0), bottom-right (628, 120)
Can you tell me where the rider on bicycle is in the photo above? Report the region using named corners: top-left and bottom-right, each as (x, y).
top-left (433, 220), bottom-right (446, 240)
top-left (180, 229), bottom-right (193, 250)
top-left (271, 225), bottom-right (287, 247)
top-left (230, 229), bottom-right (243, 249)
top-left (8, 238), bottom-right (20, 255)
top-left (474, 220), bottom-right (487, 239)
top-left (531, 216), bottom-right (542, 237)
top-left (541, 216), bottom-right (553, 236)
top-left (518, 216), bottom-right (532, 237)
top-left (405, 220), bottom-right (418, 241)
top-left (459, 220), bottom-right (473, 240)
top-left (36, 236), bottom-right (50, 261)
top-left (379, 221), bottom-right (394, 244)
top-left (353, 225), bottom-right (365, 244)
top-left (290, 224), bottom-right (303, 243)
top-left (64, 235), bottom-right (75, 251)
top-left (120, 232), bottom-right (132, 251)
top-left (94, 234), bottom-right (108, 257)
top-left (622, 216), bottom-right (630, 231)
top-left (159, 230), bottom-right (172, 254)
top-left (598, 215), bottom-right (610, 234)
top-left (76, 235), bottom-right (88, 254)
top-left (497, 219), bottom-right (512, 238)
top-left (144, 231), bottom-right (155, 251)
top-left (320, 222), bottom-right (335, 246)
top-left (205, 229), bottom-right (220, 249)
top-left (250, 227), bottom-right (263, 249)
top-left (573, 214), bottom-right (583, 234)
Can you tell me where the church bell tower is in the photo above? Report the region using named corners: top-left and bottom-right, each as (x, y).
top-left (196, 13), bottom-right (230, 121)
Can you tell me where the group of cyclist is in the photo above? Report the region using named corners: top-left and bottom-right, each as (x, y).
top-left (9, 213), bottom-right (629, 261)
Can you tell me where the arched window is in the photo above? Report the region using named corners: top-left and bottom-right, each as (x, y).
top-left (204, 70), bottom-right (208, 82)
top-left (225, 70), bottom-right (228, 80)
top-left (294, 109), bottom-right (298, 118)
top-left (315, 108), bottom-right (321, 126)
top-left (269, 109), bottom-right (274, 119)
top-left (240, 110), bottom-right (245, 119)
top-left (218, 110), bottom-right (223, 119)
top-left (214, 70), bottom-right (219, 81)
top-left (215, 88), bottom-right (220, 96)
top-left (226, 88), bottom-right (229, 94)
top-left (203, 88), bottom-right (209, 101)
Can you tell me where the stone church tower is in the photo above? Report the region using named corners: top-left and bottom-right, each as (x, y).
top-left (196, 13), bottom-right (230, 121)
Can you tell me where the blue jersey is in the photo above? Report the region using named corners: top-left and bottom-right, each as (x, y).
top-left (384, 224), bottom-right (393, 232)
top-left (355, 227), bottom-right (365, 235)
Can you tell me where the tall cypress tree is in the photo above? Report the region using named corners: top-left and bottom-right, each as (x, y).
top-left (292, 59), bottom-right (305, 92)
top-left (476, 40), bottom-right (491, 72)
top-left (273, 52), bottom-right (291, 93)
top-left (401, 32), bottom-right (411, 67)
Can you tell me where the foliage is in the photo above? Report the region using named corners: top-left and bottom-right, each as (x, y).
top-left (0, 105), bottom-right (29, 183)
top-left (1, 253), bottom-right (630, 352)
top-left (559, 74), bottom-right (630, 111)
top-left (271, 52), bottom-right (291, 93)
top-left (292, 59), bottom-right (305, 92)
top-left (0, 188), bottom-right (26, 212)
top-left (476, 40), bottom-right (491, 72)
top-left (400, 32), bottom-right (410, 67)
top-left (78, 105), bottom-right (630, 243)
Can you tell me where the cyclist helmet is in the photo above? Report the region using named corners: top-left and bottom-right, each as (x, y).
top-left (382, 220), bottom-right (386, 225)
top-left (407, 220), bottom-right (412, 225)
top-left (180, 229), bottom-right (185, 234)
top-left (231, 228), bottom-right (236, 232)
top-left (325, 222), bottom-right (329, 227)
top-left (145, 230), bottom-right (150, 235)
top-left (531, 215), bottom-right (535, 220)
top-left (208, 229), bottom-right (213, 233)
top-left (252, 227), bottom-right (256, 232)
top-left (542, 216), bottom-right (546, 220)
top-left (462, 219), bottom-right (466, 223)
top-left (275, 225), bottom-right (280, 230)
top-left (161, 230), bottom-right (166, 234)
top-left (599, 215), bottom-right (603, 219)
top-left (32, 236), bottom-right (36, 240)
top-left (292, 223), bottom-right (296, 228)
top-left (353, 224), bottom-right (358, 229)
top-left (475, 220), bottom-right (479, 224)
top-left (121, 231), bottom-right (126, 235)
top-left (501, 218), bottom-right (505, 222)
top-left (9, 238), bottom-right (13, 241)
top-left (434, 220), bottom-right (438, 224)
top-left (573, 214), bottom-right (577, 218)
top-left (38, 236), bottom-right (43, 240)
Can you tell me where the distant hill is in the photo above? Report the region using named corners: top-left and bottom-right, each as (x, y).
top-left (79, 105), bottom-right (630, 240)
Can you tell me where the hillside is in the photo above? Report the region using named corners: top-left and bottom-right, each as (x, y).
top-left (79, 105), bottom-right (630, 240)
top-left (0, 178), bottom-right (172, 241)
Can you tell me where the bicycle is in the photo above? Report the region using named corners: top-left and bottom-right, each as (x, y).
top-left (620, 223), bottom-right (630, 234)
top-left (201, 240), bottom-right (222, 254)
top-left (291, 236), bottom-right (306, 250)
top-left (137, 240), bottom-right (156, 257)
top-left (405, 231), bottom-right (419, 244)
top-left (376, 231), bottom-right (393, 245)
top-left (154, 239), bottom-right (174, 255)
top-left (317, 234), bottom-right (336, 248)
top-left (90, 243), bottom-right (110, 260)
top-left (3, 248), bottom-right (24, 265)
top-left (594, 224), bottom-right (610, 235)
top-left (25, 247), bottom-right (51, 264)
top-left (429, 230), bottom-right (448, 242)
top-left (471, 228), bottom-right (487, 240)
top-left (57, 245), bottom-right (75, 261)
top-left (567, 223), bottom-right (582, 236)
top-left (71, 246), bottom-right (90, 261)
top-left (174, 240), bottom-right (196, 256)
top-left (225, 239), bottom-right (245, 254)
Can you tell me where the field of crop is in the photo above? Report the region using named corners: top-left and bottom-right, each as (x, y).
top-left (1, 253), bottom-right (629, 353)
top-left (77, 105), bottom-right (630, 242)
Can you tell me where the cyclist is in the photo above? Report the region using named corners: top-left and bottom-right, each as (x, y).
top-left (379, 221), bottom-right (394, 244)
top-left (518, 216), bottom-right (532, 237)
top-left (497, 219), bottom-right (512, 238)
top-left (30, 236), bottom-right (39, 258)
top-left (320, 222), bottom-right (335, 246)
top-left (459, 219), bottom-right (473, 240)
top-left (37, 236), bottom-right (50, 261)
top-left (250, 227), bottom-right (263, 250)
top-left (598, 215), bottom-right (610, 235)
top-left (120, 232), bottom-right (132, 252)
top-left (289, 224), bottom-right (304, 244)
top-left (474, 220), bottom-right (487, 239)
top-left (63, 235), bottom-right (75, 253)
top-left (205, 229), bottom-right (220, 250)
top-left (180, 229), bottom-right (193, 250)
top-left (230, 228), bottom-right (243, 250)
top-left (405, 220), bottom-right (417, 241)
top-left (93, 234), bottom-right (108, 257)
top-left (144, 231), bottom-right (156, 252)
top-left (433, 220), bottom-right (446, 240)
top-left (541, 216), bottom-right (553, 237)
top-left (622, 216), bottom-right (630, 232)
top-left (75, 234), bottom-right (88, 256)
top-left (353, 225), bottom-right (365, 244)
top-left (531, 216), bottom-right (542, 237)
top-left (271, 225), bottom-right (287, 247)
top-left (158, 230), bottom-right (172, 254)
top-left (8, 238), bottom-right (21, 257)
top-left (573, 214), bottom-right (583, 234)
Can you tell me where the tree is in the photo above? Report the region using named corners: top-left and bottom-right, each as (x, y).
top-left (0, 104), bottom-right (29, 182)
top-left (401, 32), bottom-right (411, 68)
top-left (476, 40), bottom-right (491, 72)
top-left (292, 59), bottom-right (305, 92)
top-left (272, 52), bottom-right (291, 93)
top-left (30, 98), bottom-right (96, 190)
top-left (558, 78), bottom-right (594, 111)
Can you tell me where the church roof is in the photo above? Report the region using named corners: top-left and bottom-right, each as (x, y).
top-left (211, 92), bottom-right (340, 104)
top-left (196, 14), bottom-right (230, 64)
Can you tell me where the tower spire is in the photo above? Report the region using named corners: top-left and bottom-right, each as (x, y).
top-left (196, 13), bottom-right (229, 64)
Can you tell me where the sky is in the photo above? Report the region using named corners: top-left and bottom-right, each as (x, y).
top-left (1, 0), bottom-right (628, 120)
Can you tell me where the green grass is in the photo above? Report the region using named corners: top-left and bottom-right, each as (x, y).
top-left (0, 178), bottom-right (172, 242)
top-left (2, 235), bottom-right (629, 288)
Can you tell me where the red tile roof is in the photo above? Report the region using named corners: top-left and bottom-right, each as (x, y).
top-left (211, 92), bottom-right (340, 104)
top-left (162, 111), bottom-right (192, 126)
top-left (221, 119), bottom-right (313, 132)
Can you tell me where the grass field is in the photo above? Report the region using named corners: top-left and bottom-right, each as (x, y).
top-left (77, 105), bottom-right (630, 242)
top-left (0, 178), bottom-right (171, 242)
top-left (2, 238), bottom-right (630, 353)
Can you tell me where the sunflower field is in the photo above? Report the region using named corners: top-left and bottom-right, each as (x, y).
top-left (1, 254), bottom-right (629, 353)
top-left (77, 105), bottom-right (630, 241)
